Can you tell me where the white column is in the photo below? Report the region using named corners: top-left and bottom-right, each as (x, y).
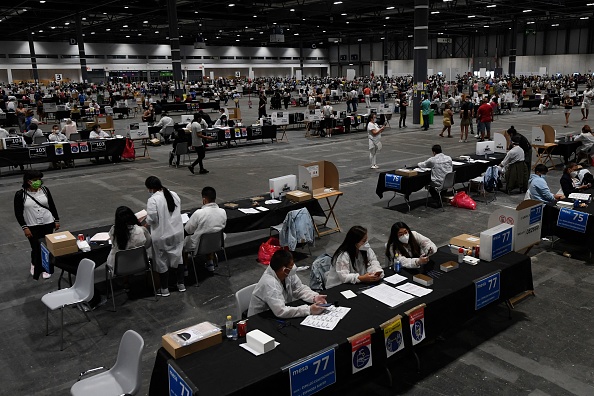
top-left (7, 68), bottom-right (13, 83)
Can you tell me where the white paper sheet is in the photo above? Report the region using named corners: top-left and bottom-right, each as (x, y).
top-left (414, 167), bottom-right (431, 172)
top-left (239, 341), bottom-right (280, 356)
top-left (90, 232), bottom-right (110, 242)
top-left (181, 213), bottom-right (190, 224)
top-left (264, 199), bottom-right (282, 204)
top-left (569, 193), bottom-right (591, 200)
top-left (238, 208), bottom-right (260, 214)
top-left (452, 161), bottom-right (465, 166)
top-left (396, 282), bottom-right (433, 297)
top-left (362, 283), bottom-right (415, 308)
top-left (383, 274), bottom-right (408, 285)
top-left (255, 206), bottom-right (269, 211)
top-left (300, 306), bottom-right (351, 331)
top-left (475, 159), bottom-right (490, 163)
top-left (340, 290), bottom-right (357, 299)
top-left (135, 209), bottom-right (147, 221)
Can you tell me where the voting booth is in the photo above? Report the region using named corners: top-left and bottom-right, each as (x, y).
top-left (493, 131), bottom-right (509, 154)
top-left (298, 161), bottom-right (339, 196)
top-left (180, 114), bottom-right (194, 125)
top-left (479, 223), bottom-right (515, 262)
top-left (269, 174), bottom-right (297, 199)
top-left (304, 109), bottom-right (322, 122)
top-left (95, 115), bottom-right (114, 132)
top-left (487, 200), bottom-right (544, 252)
top-left (228, 108), bottom-right (242, 122)
top-left (476, 141), bottom-right (495, 156)
top-left (127, 122), bottom-right (150, 158)
top-left (531, 125), bottom-right (557, 170)
top-left (271, 111), bottom-right (289, 125)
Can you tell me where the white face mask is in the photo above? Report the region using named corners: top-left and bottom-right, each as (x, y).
top-left (284, 266), bottom-right (297, 277)
top-left (358, 241), bottom-right (370, 251)
top-left (398, 233), bottom-right (410, 244)
top-left (570, 171), bottom-right (578, 178)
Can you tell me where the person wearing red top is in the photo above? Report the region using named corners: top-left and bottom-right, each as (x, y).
top-left (476, 98), bottom-right (494, 141)
top-left (363, 86), bottom-right (371, 108)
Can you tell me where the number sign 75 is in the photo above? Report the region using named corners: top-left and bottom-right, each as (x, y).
top-left (573, 213), bottom-right (585, 222)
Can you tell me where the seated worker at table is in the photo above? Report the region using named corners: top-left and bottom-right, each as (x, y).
top-left (248, 250), bottom-right (327, 318)
top-left (48, 124), bottom-right (68, 142)
top-left (107, 206), bottom-right (152, 271)
top-left (198, 110), bottom-right (213, 127)
top-left (575, 125), bottom-right (594, 163)
top-left (214, 114), bottom-right (229, 127)
top-left (89, 124), bottom-right (110, 139)
top-left (560, 162), bottom-right (592, 197)
top-left (152, 111), bottom-right (174, 142)
top-left (325, 225), bottom-right (384, 289)
top-left (142, 105), bottom-right (155, 123)
top-left (577, 166), bottom-right (594, 186)
top-left (23, 123), bottom-right (43, 144)
top-left (528, 164), bottom-right (564, 203)
top-left (418, 144), bottom-right (453, 206)
top-left (499, 136), bottom-right (528, 193)
top-left (168, 127), bottom-right (189, 167)
top-left (385, 222), bottom-right (437, 269)
top-left (183, 186), bottom-right (227, 273)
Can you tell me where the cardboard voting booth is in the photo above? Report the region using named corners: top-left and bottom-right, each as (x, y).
top-left (493, 131), bottom-right (510, 154)
top-left (476, 141), bottom-right (495, 156)
top-left (298, 161), bottom-right (340, 197)
top-left (487, 199), bottom-right (544, 252)
top-left (271, 111), bottom-right (289, 125)
top-left (304, 109), bottom-right (322, 122)
top-left (127, 122), bottom-right (149, 140)
top-left (228, 108), bottom-right (242, 121)
top-left (269, 175), bottom-right (297, 199)
top-left (180, 114), bottom-right (194, 125)
top-left (95, 115), bottom-right (114, 131)
top-left (531, 125), bottom-right (556, 145)
top-left (479, 223), bottom-right (515, 262)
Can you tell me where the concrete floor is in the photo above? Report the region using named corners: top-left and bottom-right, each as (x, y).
top-left (0, 97), bottom-right (593, 395)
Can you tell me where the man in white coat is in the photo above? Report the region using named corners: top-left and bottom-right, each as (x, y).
top-left (184, 186), bottom-right (227, 272)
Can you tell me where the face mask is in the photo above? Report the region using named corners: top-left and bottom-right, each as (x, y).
top-left (398, 233), bottom-right (410, 244)
top-left (358, 241), bottom-right (370, 251)
top-left (284, 266), bottom-right (297, 277)
top-left (30, 180), bottom-right (42, 189)
top-left (570, 171), bottom-right (578, 178)
top-left (148, 190), bottom-right (154, 196)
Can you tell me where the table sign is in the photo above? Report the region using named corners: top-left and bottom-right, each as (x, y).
top-left (29, 146), bottom-right (47, 159)
top-left (347, 329), bottom-right (374, 374)
top-left (41, 243), bottom-right (51, 274)
top-left (405, 304), bottom-right (426, 346)
top-left (475, 271), bottom-right (501, 310)
top-left (55, 143), bottom-right (64, 156)
top-left (70, 142), bottom-right (79, 153)
top-left (168, 363), bottom-right (195, 396)
top-left (557, 208), bottom-right (588, 233)
top-left (285, 346), bottom-right (336, 396)
top-left (90, 140), bottom-right (106, 152)
top-left (381, 315), bottom-right (404, 358)
top-left (480, 223), bottom-right (514, 262)
top-left (79, 141), bottom-right (89, 153)
top-left (385, 174), bottom-right (402, 190)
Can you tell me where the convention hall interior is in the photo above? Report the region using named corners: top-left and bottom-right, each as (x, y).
top-left (0, 1), bottom-right (593, 395)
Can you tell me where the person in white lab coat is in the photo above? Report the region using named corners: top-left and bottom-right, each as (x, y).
top-left (145, 176), bottom-right (185, 296)
top-left (385, 222), bottom-right (436, 269)
top-left (325, 225), bottom-right (384, 289)
top-left (183, 186), bottom-right (227, 272)
top-left (248, 250), bottom-right (327, 318)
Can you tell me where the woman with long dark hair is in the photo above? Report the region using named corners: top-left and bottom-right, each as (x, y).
top-left (106, 206), bottom-right (152, 271)
top-left (145, 176), bottom-right (184, 296)
top-left (325, 225), bottom-right (384, 289)
top-left (385, 222), bottom-right (436, 269)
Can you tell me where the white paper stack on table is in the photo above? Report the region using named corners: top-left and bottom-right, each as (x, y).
top-left (90, 232), bottom-right (110, 243)
top-left (396, 282), bottom-right (433, 297)
top-left (362, 283), bottom-right (415, 308)
top-left (238, 208), bottom-right (260, 214)
top-left (383, 274), bottom-right (407, 285)
top-left (568, 193), bottom-right (591, 201)
top-left (300, 306), bottom-right (351, 331)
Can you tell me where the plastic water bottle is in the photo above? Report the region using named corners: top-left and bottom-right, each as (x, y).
top-left (393, 253), bottom-right (401, 273)
top-left (226, 315), bottom-right (234, 339)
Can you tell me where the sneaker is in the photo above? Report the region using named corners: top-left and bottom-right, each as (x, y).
top-left (30, 264), bottom-right (34, 276)
top-left (199, 169), bottom-right (209, 174)
top-left (459, 139), bottom-right (463, 143)
top-left (42, 272), bottom-right (51, 279)
top-left (157, 288), bottom-right (171, 297)
top-left (177, 283), bottom-right (186, 293)
top-left (188, 166), bottom-right (195, 174)
top-left (205, 261), bottom-right (215, 272)
top-left (464, 139), bottom-right (467, 143)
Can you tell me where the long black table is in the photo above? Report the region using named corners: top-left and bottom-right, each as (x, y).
top-left (550, 140), bottom-right (581, 164)
top-left (375, 153), bottom-right (505, 209)
top-left (161, 101), bottom-right (221, 113)
top-left (148, 247), bottom-right (533, 396)
top-left (0, 138), bottom-right (126, 168)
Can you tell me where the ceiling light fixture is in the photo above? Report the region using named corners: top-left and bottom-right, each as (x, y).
top-left (523, 9), bottom-right (532, 12)
top-left (431, 11), bottom-right (440, 14)
top-left (468, 15), bottom-right (475, 18)
top-left (334, 1), bottom-right (343, 4)
top-left (486, 4), bottom-right (496, 7)
top-left (386, 6), bottom-right (395, 10)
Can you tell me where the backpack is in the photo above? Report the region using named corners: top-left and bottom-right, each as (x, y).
top-left (309, 253), bottom-right (332, 291)
top-left (484, 165), bottom-right (499, 193)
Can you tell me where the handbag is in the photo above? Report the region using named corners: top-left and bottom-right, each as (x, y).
top-left (121, 138), bottom-right (136, 161)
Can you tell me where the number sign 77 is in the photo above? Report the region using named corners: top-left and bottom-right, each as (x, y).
top-left (501, 230), bottom-right (511, 243)
top-left (487, 277), bottom-right (497, 290)
top-left (312, 355), bottom-right (330, 375)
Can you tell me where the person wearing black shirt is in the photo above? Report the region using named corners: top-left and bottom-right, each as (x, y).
top-left (507, 126), bottom-right (532, 170)
top-left (258, 93), bottom-right (268, 119)
top-left (560, 162), bottom-right (592, 197)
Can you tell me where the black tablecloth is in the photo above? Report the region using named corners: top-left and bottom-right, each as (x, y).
top-left (148, 247), bottom-right (533, 396)
top-left (0, 138), bottom-right (126, 168)
top-left (376, 153), bottom-right (505, 199)
top-left (550, 140), bottom-right (581, 164)
top-left (541, 194), bottom-right (594, 251)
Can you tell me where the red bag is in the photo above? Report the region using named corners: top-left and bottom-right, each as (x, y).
top-left (450, 191), bottom-right (477, 210)
top-left (257, 237), bottom-right (284, 265)
top-left (121, 138), bottom-right (135, 161)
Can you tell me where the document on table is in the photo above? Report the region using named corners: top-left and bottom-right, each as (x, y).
top-left (383, 274), bottom-right (408, 285)
top-left (362, 283), bottom-right (415, 308)
top-left (255, 206), bottom-right (269, 212)
top-left (414, 167), bottom-right (431, 172)
top-left (90, 232), bottom-right (110, 242)
top-left (181, 213), bottom-right (190, 224)
top-left (475, 159), bottom-right (490, 163)
top-left (340, 290), bottom-right (357, 299)
top-left (569, 193), bottom-right (591, 200)
top-left (264, 199), bottom-right (282, 204)
top-left (300, 306), bottom-right (351, 331)
top-left (238, 208), bottom-right (260, 214)
top-left (452, 161), bottom-right (465, 166)
top-left (396, 282), bottom-right (433, 297)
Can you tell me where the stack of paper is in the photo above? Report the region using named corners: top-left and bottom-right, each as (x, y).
top-left (362, 284), bottom-right (415, 308)
top-left (238, 208), bottom-right (260, 214)
top-left (396, 282), bottom-right (433, 297)
top-left (383, 274), bottom-right (408, 285)
top-left (90, 232), bottom-right (110, 242)
top-left (300, 306), bottom-right (351, 331)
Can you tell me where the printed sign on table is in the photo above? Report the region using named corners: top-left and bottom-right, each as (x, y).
top-left (79, 142), bottom-right (89, 153)
top-left (29, 146), bottom-right (47, 159)
top-left (475, 271), bottom-right (501, 310)
top-left (408, 306), bottom-right (426, 346)
top-left (70, 142), bottom-right (79, 154)
top-left (90, 140), bottom-right (106, 152)
top-left (557, 208), bottom-right (589, 234)
top-left (288, 348), bottom-right (336, 396)
top-left (55, 143), bottom-right (64, 156)
top-left (383, 317), bottom-right (404, 358)
top-left (350, 334), bottom-right (373, 374)
top-left (41, 243), bottom-right (51, 274)
top-left (168, 363), bottom-right (193, 396)
top-left (385, 174), bottom-right (402, 190)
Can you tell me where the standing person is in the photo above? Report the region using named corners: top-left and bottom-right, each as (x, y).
top-left (581, 85), bottom-right (593, 121)
top-left (145, 176), bottom-right (185, 296)
top-left (421, 94), bottom-right (431, 131)
top-left (367, 113), bottom-right (385, 169)
top-left (187, 114), bottom-right (213, 175)
top-left (363, 85), bottom-right (371, 108)
top-left (322, 101), bottom-right (334, 138)
top-left (476, 98), bottom-right (494, 141)
top-left (258, 92), bottom-right (267, 119)
top-left (440, 103), bottom-right (453, 138)
top-left (418, 144), bottom-right (453, 205)
top-left (14, 170), bottom-right (59, 280)
top-left (459, 95), bottom-right (471, 142)
top-left (351, 88), bottom-right (358, 112)
top-left (16, 103), bottom-right (27, 132)
top-left (346, 89), bottom-right (353, 113)
top-left (399, 94), bottom-right (408, 128)
top-left (563, 93), bottom-right (574, 128)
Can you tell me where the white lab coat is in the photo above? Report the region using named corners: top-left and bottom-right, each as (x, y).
top-left (183, 203), bottom-right (227, 253)
top-left (384, 231), bottom-right (437, 269)
top-left (325, 248), bottom-right (384, 289)
top-left (146, 190), bottom-right (184, 273)
top-left (248, 266), bottom-right (319, 318)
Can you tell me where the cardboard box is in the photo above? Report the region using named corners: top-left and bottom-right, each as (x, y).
top-left (393, 169), bottom-right (418, 177)
top-left (45, 231), bottom-right (78, 257)
top-left (246, 329), bottom-right (276, 354)
top-left (440, 261), bottom-right (459, 272)
top-left (450, 234), bottom-right (481, 249)
top-left (413, 274), bottom-right (433, 286)
top-left (162, 329), bottom-right (222, 359)
top-left (286, 190), bottom-right (312, 202)
top-left (298, 160), bottom-right (340, 197)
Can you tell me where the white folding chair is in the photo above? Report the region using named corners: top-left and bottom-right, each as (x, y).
top-left (235, 283), bottom-right (257, 320)
top-left (70, 329), bottom-right (144, 396)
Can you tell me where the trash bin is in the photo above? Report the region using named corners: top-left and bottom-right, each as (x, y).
top-left (428, 110), bottom-right (434, 125)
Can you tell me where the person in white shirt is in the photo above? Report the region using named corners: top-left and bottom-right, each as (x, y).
top-left (575, 124), bottom-right (594, 163)
top-left (187, 114), bottom-right (213, 175)
top-left (214, 114), bottom-right (228, 127)
top-left (325, 225), bottom-right (384, 289)
top-left (418, 144), bottom-right (453, 205)
top-left (183, 187), bottom-right (227, 272)
top-left (23, 124), bottom-right (43, 144)
top-left (322, 101), bottom-right (334, 137)
top-left (152, 112), bottom-right (174, 142)
top-left (48, 124), bottom-right (68, 142)
top-left (217, 107), bottom-right (229, 120)
top-left (0, 127), bottom-right (9, 139)
top-left (89, 124), bottom-right (110, 139)
top-left (62, 118), bottom-right (78, 140)
top-left (385, 222), bottom-right (437, 269)
top-left (367, 113), bottom-right (385, 169)
top-left (248, 250), bottom-right (327, 318)
top-left (581, 85), bottom-right (593, 120)
top-left (106, 206), bottom-right (152, 271)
